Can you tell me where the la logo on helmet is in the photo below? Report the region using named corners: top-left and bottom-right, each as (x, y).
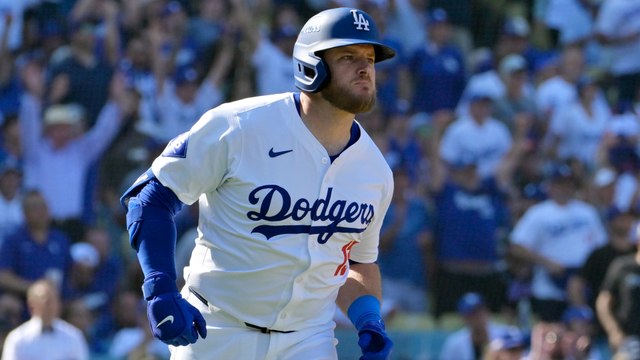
top-left (350, 10), bottom-right (370, 31)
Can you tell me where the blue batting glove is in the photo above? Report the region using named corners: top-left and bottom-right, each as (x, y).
top-left (143, 273), bottom-right (207, 346)
top-left (357, 320), bottom-right (393, 360)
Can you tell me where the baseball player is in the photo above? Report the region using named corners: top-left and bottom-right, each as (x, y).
top-left (120, 7), bottom-right (395, 360)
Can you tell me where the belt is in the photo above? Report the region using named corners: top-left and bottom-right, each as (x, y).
top-left (188, 287), bottom-right (295, 334)
top-left (244, 322), bottom-right (295, 334)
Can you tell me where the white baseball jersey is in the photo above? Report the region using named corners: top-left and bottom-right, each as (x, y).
top-left (548, 99), bottom-right (611, 168)
top-left (536, 76), bottom-right (576, 116)
top-left (439, 115), bottom-right (512, 178)
top-left (510, 199), bottom-right (607, 300)
top-left (595, 0), bottom-right (640, 75)
top-left (150, 93), bottom-right (393, 331)
top-left (1, 318), bottom-right (89, 360)
top-left (439, 322), bottom-right (512, 360)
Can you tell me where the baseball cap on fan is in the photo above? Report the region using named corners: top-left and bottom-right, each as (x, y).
top-left (503, 16), bottom-right (530, 37)
top-left (427, 8), bottom-right (449, 25)
top-left (547, 163), bottom-right (575, 182)
top-left (467, 87), bottom-right (495, 103)
top-left (489, 327), bottom-right (527, 352)
top-left (44, 103), bottom-right (85, 126)
top-left (499, 54), bottom-right (527, 76)
top-left (457, 292), bottom-right (485, 315)
top-left (173, 65), bottom-right (199, 86)
top-left (71, 242), bottom-right (100, 268)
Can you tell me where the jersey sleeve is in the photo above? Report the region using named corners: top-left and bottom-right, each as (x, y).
top-left (439, 122), bottom-right (461, 164)
top-left (510, 207), bottom-right (540, 249)
top-left (548, 105), bottom-right (570, 137)
top-left (349, 168), bottom-right (394, 263)
top-left (151, 106), bottom-right (241, 205)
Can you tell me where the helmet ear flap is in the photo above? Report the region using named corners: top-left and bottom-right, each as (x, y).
top-left (293, 56), bottom-right (330, 93)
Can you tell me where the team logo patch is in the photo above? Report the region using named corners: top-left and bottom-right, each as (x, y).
top-left (350, 10), bottom-right (370, 31)
top-left (162, 132), bottom-right (189, 158)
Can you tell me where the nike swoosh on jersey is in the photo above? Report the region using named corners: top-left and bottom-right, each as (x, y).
top-left (269, 148), bottom-right (293, 158)
top-left (156, 315), bottom-right (175, 328)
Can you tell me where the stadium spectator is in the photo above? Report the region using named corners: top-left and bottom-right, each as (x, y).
top-left (0, 10), bottom-right (21, 123)
top-left (427, 0), bottom-right (473, 57)
top-left (427, 109), bottom-right (515, 317)
top-left (19, 72), bottom-right (134, 242)
top-left (544, 76), bottom-right (612, 172)
top-left (509, 163), bottom-right (607, 322)
top-left (0, 115), bottom-right (21, 166)
top-left (474, 15), bottom-right (538, 74)
top-left (534, 45), bottom-right (607, 127)
top-left (491, 54), bottom-right (539, 134)
top-left (483, 326), bottom-right (528, 360)
top-left (403, 7), bottom-right (466, 116)
top-left (383, 109), bottom-right (427, 182)
top-left (0, 190), bottom-right (72, 297)
top-left (360, 1), bottom-right (405, 118)
top-left (136, 26), bottom-right (233, 144)
top-left (1, 279), bottom-right (89, 360)
top-left (46, 16), bottom-right (116, 126)
top-left (561, 305), bottom-right (602, 359)
top-left (0, 158), bottom-right (23, 246)
top-left (62, 240), bottom-right (119, 321)
top-left (0, 293), bottom-right (24, 356)
top-left (108, 297), bottom-right (170, 360)
top-left (597, 140), bottom-right (640, 212)
top-left (230, 0), bottom-right (301, 96)
top-left (377, 164), bottom-right (432, 313)
top-left (187, 0), bottom-right (229, 57)
top-left (594, 0), bottom-right (640, 104)
top-left (62, 298), bottom-right (103, 354)
top-left (385, 0), bottom-right (429, 56)
top-left (440, 86), bottom-right (513, 180)
top-left (567, 206), bottom-right (637, 319)
top-left (596, 228), bottom-right (640, 357)
top-left (439, 292), bottom-right (513, 360)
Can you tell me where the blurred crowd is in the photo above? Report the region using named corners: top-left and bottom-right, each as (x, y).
top-left (0, 0), bottom-right (640, 359)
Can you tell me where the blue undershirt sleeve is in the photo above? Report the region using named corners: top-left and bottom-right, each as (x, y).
top-left (125, 178), bottom-right (185, 281)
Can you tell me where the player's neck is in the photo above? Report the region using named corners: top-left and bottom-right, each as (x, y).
top-left (299, 92), bottom-right (354, 156)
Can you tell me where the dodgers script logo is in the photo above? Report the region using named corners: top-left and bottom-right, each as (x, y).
top-left (247, 185), bottom-right (374, 244)
top-left (350, 10), bottom-right (370, 31)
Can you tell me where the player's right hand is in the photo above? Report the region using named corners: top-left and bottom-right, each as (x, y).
top-left (357, 320), bottom-right (393, 360)
top-left (147, 291), bottom-right (207, 346)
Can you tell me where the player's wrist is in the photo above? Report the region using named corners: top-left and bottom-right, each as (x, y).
top-left (347, 295), bottom-right (383, 331)
top-left (142, 272), bottom-right (179, 300)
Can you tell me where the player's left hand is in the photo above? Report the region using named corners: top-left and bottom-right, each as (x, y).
top-left (357, 320), bottom-right (393, 360)
top-left (147, 291), bottom-right (207, 346)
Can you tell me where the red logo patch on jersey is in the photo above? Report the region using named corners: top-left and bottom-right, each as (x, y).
top-left (334, 240), bottom-right (357, 276)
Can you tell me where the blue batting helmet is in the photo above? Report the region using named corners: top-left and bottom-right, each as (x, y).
top-left (293, 7), bottom-right (396, 93)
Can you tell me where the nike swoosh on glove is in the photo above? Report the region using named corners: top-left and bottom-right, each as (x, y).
top-left (357, 320), bottom-right (393, 360)
top-left (147, 292), bottom-right (207, 346)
